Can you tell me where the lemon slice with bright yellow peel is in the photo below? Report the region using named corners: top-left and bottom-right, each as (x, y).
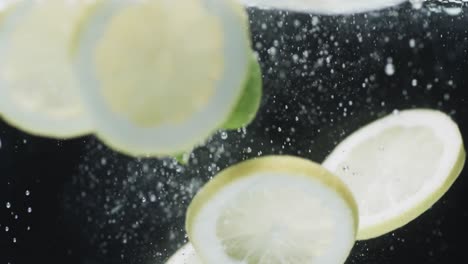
top-left (166, 243), bottom-right (202, 264)
top-left (74, 0), bottom-right (251, 157)
top-left (0, 0), bottom-right (93, 138)
top-left (323, 109), bottom-right (466, 240)
top-left (186, 156), bottom-right (358, 264)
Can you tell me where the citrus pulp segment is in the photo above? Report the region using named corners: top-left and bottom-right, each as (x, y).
top-left (166, 243), bottom-right (202, 264)
top-left (186, 156), bottom-right (358, 264)
top-left (0, 0), bottom-right (93, 138)
top-left (323, 109), bottom-right (466, 240)
top-left (74, 0), bottom-right (251, 156)
top-left (239, 0), bottom-right (406, 14)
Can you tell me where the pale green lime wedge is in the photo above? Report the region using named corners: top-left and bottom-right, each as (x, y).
top-left (166, 243), bottom-right (202, 264)
top-left (73, 0), bottom-right (251, 157)
top-left (186, 156), bottom-right (358, 264)
top-left (222, 54), bottom-right (262, 130)
top-left (323, 109), bottom-right (466, 240)
top-left (0, 0), bottom-right (92, 138)
top-left (238, 0), bottom-right (406, 14)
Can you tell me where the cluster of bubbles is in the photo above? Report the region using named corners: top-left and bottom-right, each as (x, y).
top-left (1, 189), bottom-right (32, 246)
top-left (2, 1), bottom-right (468, 263)
top-left (413, 0), bottom-right (468, 15)
top-left (59, 3), bottom-right (467, 263)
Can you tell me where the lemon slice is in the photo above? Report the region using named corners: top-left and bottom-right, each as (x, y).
top-left (186, 156), bottom-right (358, 264)
top-left (73, 0), bottom-right (251, 156)
top-left (323, 109), bottom-right (466, 240)
top-left (166, 243), bottom-right (202, 264)
top-left (239, 0), bottom-right (406, 14)
top-left (0, 0), bottom-right (92, 138)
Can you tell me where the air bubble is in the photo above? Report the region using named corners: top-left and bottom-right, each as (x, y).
top-left (444, 6), bottom-right (462, 16)
top-left (385, 61), bottom-right (395, 76)
top-left (220, 132), bottom-right (228, 140)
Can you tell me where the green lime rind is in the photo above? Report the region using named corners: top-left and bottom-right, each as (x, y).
top-left (173, 55), bottom-right (261, 162)
top-left (174, 151), bottom-right (191, 165)
top-left (358, 144), bottom-right (466, 240)
top-left (222, 55), bottom-right (262, 130)
top-left (186, 155), bottom-right (359, 262)
top-left (174, 153), bottom-right (186, 164)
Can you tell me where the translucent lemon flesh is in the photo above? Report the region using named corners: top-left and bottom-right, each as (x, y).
top-left (0, 0), bottom-right (92, 138)
top-left (187, 156), bottom-right (358, 264)
top-left (323, 109), bottom-right (466, 239)
top-left (95, 1), bottom-right (222, 127)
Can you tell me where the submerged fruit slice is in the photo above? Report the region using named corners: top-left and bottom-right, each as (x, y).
top-left (74, 0), bottom-right (251, 156)
top-left (0, 0), bottom-right (92, 138)
top-left (323, 109), bottom-right (466, 240)
top-left (166, 243), bottom-right (202, 264)
top-left (186, 156), bottom-right (358, 264)
top-left (174, 54), bottom-right (262, 164)
top-left (239, 0), bottom-right (406, 14)
top-left (222, 54), bottom-right (262, 130)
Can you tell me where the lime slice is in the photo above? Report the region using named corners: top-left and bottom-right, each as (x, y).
top-left (73, 0), bottom-right (251, 156)
top-left (166, 243), bottom-right (202, 264)
top-left (0, 0), bottom-right (92, 138)
top-left (186, 156), bottom-right (358, 264)
top-left (239, 0), bottom-right (406, 14)
top-left (222, 54), bottom-right (262, 130)
top-left (323, 109), bottom-right (466, 240)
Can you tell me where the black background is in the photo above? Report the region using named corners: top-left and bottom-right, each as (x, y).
top-left (1, 2), bottom-right (468, 264)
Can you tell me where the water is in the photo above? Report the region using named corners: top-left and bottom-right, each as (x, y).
top-left (1, 1), bottom-right (468, 264)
